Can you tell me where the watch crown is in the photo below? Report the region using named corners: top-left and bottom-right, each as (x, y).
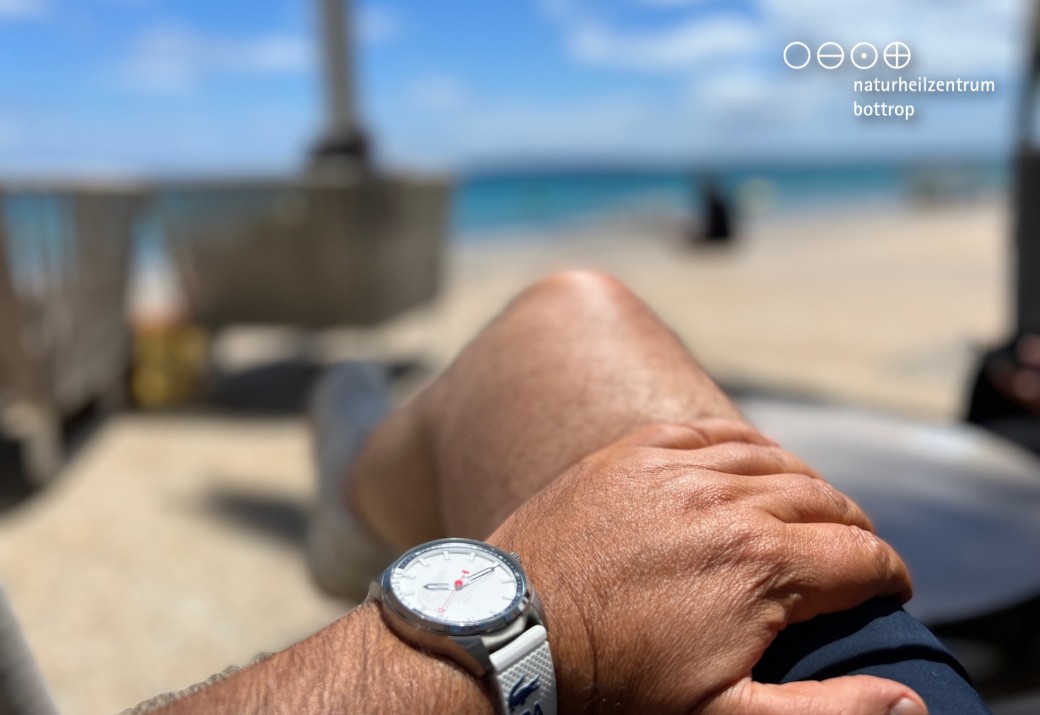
top-left (510, 551), bottom-right (521, 562)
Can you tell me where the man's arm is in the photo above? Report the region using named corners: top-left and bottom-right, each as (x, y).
top-left (157, 602), bottom-right (491, 714)
top-left (142, 420), bottom-right (929, 715)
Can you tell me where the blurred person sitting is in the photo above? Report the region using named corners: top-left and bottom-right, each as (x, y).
top-left (691, 175), bottom-right (735, 246)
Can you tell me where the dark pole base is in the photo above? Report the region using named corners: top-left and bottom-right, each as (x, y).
top-left (308, 129), bottom-right (371, 174)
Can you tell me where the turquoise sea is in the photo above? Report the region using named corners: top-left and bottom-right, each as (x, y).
top-left (450, 161), bottom-right (1010, 240)
top-left (0, 161), bottom-right (1013, 279)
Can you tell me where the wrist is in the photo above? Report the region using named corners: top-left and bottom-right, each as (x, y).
top-left (488, 526), bottom-right (597, 713)
top-left (153, 601), bottom-right (494, 714)
top-left (351, 601), bottom-right (495, 713)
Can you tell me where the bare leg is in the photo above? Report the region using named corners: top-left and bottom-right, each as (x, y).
top-left (347, 270), bottom-right (747, 548)
top-left (314, 271), bottom-right (982, 715)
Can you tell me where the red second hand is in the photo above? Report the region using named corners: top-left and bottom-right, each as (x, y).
top-left (438, 577), bottom-right (465, 613)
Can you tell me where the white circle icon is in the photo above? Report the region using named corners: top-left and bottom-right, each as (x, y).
top-left (817, 42), bottom-right (844, 70)
top-left (783, 41), bottom-right (811, 70)
top-left (883, 41), bottom-right (911, 70)
top-left (850, 42), bottom-right (878, 70)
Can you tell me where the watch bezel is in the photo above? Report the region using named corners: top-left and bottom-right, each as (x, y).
top-left (379, 537), bottom-right (530, 637)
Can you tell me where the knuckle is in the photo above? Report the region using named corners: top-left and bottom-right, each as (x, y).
top-left (722, 516), bottom-right (781, 566)
top-left (643, 421), bottom-right (697, 445)
top-left (710, 441), bottom-right (758, 469)
top-left (737, 527), bottom-right (794, 597)
top-left (683, 418), bottom-right (752, 444)
top-left (817, 479), bottom-right (850, 507)
top-left (676, 421), bottom-right (715, 449)
top-left (836, 492), bottom-right (873, 530)
top-left (779, 469), bottom-right (815, 494)
top-left (688, 417), bottom-right (745, 432)
top-left (711, 442), bottom-right (802, 476)
top-left (771, 446), bottom-right (815, 477)
top-left (613, 444), bottom-right (669, 476)
top-left (809, 478), bottom-right (854, 520)
top-left (846, 525), bottom-right (894, 573)
top-left (773, 473), bottom-right (817, 520)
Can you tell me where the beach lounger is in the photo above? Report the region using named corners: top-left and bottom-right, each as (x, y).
top-left (156, 174), bottom-right (449, 329)
top-left (0, 185), bottom-right (142, 484)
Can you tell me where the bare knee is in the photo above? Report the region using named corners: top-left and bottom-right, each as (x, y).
top-left (530, 269), bottom-right (631, 299)
top-left (508, 270), bottom-right (642, 322)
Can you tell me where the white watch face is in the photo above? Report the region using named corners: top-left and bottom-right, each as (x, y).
top-left (387, 540), bottom-right (526, 630)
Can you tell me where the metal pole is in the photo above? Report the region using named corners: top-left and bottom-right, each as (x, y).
top-left (311, 0), bottom-right (369, 172)
top-left (1015, 0), bottom-right (1040, 334)
top-left (966, 0), bottom-right (1040, 427)
top-left (320, 0), bottom-right (355, 140)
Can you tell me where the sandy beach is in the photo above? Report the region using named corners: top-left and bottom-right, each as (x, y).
top-left (437, 196), bottom-right (1009, 418)
top-left (0, 196), bottom-right (1013, 713)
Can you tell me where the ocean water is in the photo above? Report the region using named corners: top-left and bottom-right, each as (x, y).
top-left (450, 161), bottom-right (1011, 240)
top-left (0, 161), bottom-right (1012, 279)
top-left (2, 193), bottom-right (89, 291)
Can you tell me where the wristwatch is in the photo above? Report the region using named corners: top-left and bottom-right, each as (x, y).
top-left (369, 538), bottom-right (557, 715)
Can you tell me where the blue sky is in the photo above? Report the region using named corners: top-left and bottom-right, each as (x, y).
top-left (0, 0), bottom-right (1029, 176)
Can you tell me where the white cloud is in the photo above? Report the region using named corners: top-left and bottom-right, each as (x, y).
top-left (357, 5), bottom-right (402, 45)
top-left (119, 24), bottom-right (313, 93)
top-left (568, 14), bottom-right (759, 71)
top-left (636, 0), bottom-right (716, 6)
top-left (537, 0), bottom-right (579, 23)
top-left (543, 0), bottom-right (1027, 77)
top-left (378, 76), bottom-right (830, 169)
top-left (513, 0), bottom-right (1024, 162)
top-left (0, 100), bottom-right (315, 177)
top-left (0, 119), bottom-right (18, 149)
top-left (0, 0), bottom-right (46, 20)
top-left (757, 0), bottom-right (1027, 76)
top-left (383, 94), bottom-right (676, 167)
top-left (406, 74), bottom-right (471, 112)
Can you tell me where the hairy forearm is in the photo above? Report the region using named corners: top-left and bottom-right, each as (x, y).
top-left (156, 602), bottom-right (492, 714)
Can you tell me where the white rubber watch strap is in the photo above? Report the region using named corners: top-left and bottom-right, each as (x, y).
top-left (488, 624), bottom-right (557, 715)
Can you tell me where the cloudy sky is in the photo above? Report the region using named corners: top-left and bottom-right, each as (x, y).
top-left (0, 0), bottom-right (1030, 176)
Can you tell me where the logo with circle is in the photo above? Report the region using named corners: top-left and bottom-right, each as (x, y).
top-left (783, 41), bottom-right (811, 70)
top-left (816, 42), bottom-right (844, 70)
top-left (850, 42), bottom-right (878, 70)
top-left (883, 42), bottom-right (911, 70)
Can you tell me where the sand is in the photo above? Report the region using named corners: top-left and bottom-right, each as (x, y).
top-left (0, 196), bottom-right (1012, 713)
top-left (434, 197), bottom-right (1009, 418)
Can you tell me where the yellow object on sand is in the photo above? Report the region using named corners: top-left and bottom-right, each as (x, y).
top-left (131, 323), bottom-right (208, 408)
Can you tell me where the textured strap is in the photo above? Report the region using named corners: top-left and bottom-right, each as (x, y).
top-left (489, 625), bottom-right (557, 715)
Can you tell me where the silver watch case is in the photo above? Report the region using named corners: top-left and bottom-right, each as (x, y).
top-left (369, 537), bottom-right (547, 677)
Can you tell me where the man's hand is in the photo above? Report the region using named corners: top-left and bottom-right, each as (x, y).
top-left (489, 419), bottom-right (926, 714)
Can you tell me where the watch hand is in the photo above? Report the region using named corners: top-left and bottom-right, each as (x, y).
top-left (438, 588), bottom-right (459, 614)
top-left (427, 576), bottom-right (467, 592)
top-left (459, 566), bottom-right (497, 588)
top-left (469, 566), bottom-right (497, 581)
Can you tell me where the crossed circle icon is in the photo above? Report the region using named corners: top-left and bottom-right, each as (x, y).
top-left (883, 41), bottom-right (911, 70)
top-left (783, 41), bottom-right (912, 70)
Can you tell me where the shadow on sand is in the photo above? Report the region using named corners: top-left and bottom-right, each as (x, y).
top-left (197, 486), bottom-right (310, 549)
